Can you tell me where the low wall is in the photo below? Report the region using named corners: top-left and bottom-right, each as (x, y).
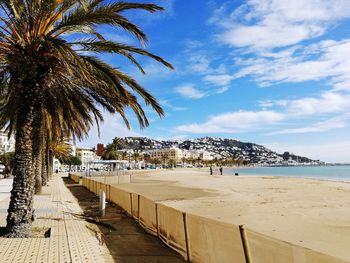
top-left (75, 173), bottom-right (131, 185)
top-left (186, 213), bottom-right (246, 263)
top-left (69, 173), bottom-right (348, 263)
top-left (70, 174), bottom-right (81, 183)
top-left (157, 203), bottom-right (188, 259)
top-left (139, 196), bottom-right (158, 235)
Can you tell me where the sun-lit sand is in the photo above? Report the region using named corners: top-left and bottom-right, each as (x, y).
top-left (113, 168), bottom-right (350, 261)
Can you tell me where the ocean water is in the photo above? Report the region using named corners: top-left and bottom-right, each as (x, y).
top-left (225, 165), bottom-right (350, 182)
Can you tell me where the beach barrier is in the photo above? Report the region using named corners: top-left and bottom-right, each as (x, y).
top-left (139, 196), bottom-right (158, 235)
top-left (69, 173), bottom-right (81, 183)
top-left (157, 204), bottom-right (188, 260)
top-left (131, 193), bottom-right (139, 220)
top-left (186, 213), bottom-right (246, 263)
top-left (109, 186), bottom-right (132, 215)
top-left (71, 173), bottom-right (348, 263)
top-left (245, 229), bottom-right (347, 263)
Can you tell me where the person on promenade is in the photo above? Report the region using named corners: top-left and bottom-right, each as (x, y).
top-left (220, 167), bottom-right (223, 175)
top-left (210, 166), bottom-right (213, 175)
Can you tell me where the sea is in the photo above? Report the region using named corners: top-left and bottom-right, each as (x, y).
top-left (225, 165), bottom-right (350, 182)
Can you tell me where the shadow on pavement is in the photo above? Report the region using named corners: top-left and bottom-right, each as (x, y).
top-left (63, 177), bottom-right (185, 263)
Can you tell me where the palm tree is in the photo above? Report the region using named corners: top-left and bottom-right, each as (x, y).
top-left (143, 153), bottom-right (151, 163)
top-left (0, 1), bottom-right (173, 237)
top-left (102, 143), bottom-right (118, 160)
top-left (121, 151), bottom-right (128, 160)
top-left (133, 152), bottom-right (140, 162)
top-left (102, 137), bottom-right (123, 160)
top-left (51, 142), bottom-right (72, 162)
top-left (161, 153), bottom-right (169, 168)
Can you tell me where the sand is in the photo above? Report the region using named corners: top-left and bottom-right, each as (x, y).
top-left (111, 168), bottom-right (350, 261)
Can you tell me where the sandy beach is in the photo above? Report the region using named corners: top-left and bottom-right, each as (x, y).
top-left (111, 168), bottom-right (350, 261)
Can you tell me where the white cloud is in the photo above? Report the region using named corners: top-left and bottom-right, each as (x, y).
top-left (220, 24), bottom-right (324, 50)
top-left (203, 74), bottom-right (235, 86)
top-left (182, 40), bottom-right (228, 77)
top-left (186, 54), bottom-right (213, 74)
top-left (215, 86), bottom-right (230, 94)
top-left (183, 39), bottom-right (203, 49)
top-left (279, 91), bottom-right (350, 116)
top-left (177, 110), bottom-right (284, 133)
top-left (232, 39), bottom-right (350, 91)
top-left (176, 90), bottom-right (350, 135)
top-left (211, 0), bottom-right (350, 50)
top-left (160, 100), bottom-right (188, 111)
top-left (270, 114), bottom-right (350, 135)
top-left (258, 100), bottom-right (274, 108)
top-left (78, 113), bottom-right (142, 147)
top-left (175, 85), bottom-right (206, 99)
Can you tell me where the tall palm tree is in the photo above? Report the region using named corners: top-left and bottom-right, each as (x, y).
top-left (133, 152), bottom-right (140, 162)
top-left (0, 0), bottom-right (173, 237)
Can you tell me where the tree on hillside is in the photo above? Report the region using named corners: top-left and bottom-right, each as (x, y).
top-left (0, 1), bottom-right (173, 237)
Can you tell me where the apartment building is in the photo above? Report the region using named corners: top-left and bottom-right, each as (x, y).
top-left (0, 130), bottom-right (15, 154)
top-left (150, 147), bottom-right (183, 163)
top-left (76, 147), bottom-right (97, 168)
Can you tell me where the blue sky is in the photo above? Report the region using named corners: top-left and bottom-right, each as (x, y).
top-left (79, 0), bottom-right (350, 163)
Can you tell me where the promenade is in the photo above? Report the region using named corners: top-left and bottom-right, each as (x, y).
top-left (0, 174), bottom-right (113, 263)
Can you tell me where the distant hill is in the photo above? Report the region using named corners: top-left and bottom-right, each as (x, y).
top-left (110, 137), bottom-right (323, 165)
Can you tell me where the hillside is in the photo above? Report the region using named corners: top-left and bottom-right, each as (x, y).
top-left (112, 137), bottom-right (322, 165)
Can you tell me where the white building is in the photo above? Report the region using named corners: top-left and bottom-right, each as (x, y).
top-left (0, 130), bottom-right (15, 154)
top-left (150, 147), bottom-right (213, 165)
top-left (76, 147), bottom-right (97, 169)
top-left (151, 147), bottom-right (183, 163)
top-left (198, 150), bottom-right (212, 161)
top-left (184, 149), bottom-right (213, 161)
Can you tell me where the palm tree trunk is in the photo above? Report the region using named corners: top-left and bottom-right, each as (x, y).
top-left (42, 139), bottom-right (50, 186)
top-left (6, 105), bottom-right (35, 237)
top-left (48, 150), bottom-right (53, 178)
top-left (41, 137), bottom-right (47, 186)
top-left (33, 111), bottom-right (43, 194)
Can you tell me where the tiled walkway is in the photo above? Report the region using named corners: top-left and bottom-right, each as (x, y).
top-left (0, 174), bottom-right (113, 263)
top-left (64, 177), bottom-right (185, 263)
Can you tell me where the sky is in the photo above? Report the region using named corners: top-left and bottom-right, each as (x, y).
top-left (79, 0), bottom-right (350, 163)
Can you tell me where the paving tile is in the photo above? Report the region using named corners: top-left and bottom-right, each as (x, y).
top-left (0, 174), bottom-right (113, 262)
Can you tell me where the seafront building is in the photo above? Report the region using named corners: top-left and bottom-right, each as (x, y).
top-left (76, 147), bottom-right (98, 169)
top-left (53, 140), bottom-right (322, 172)
top-left (149, 147), bottom-right (213, 165)
top-left (96, 143), bottom-right (104, 157)
top-left (150, 147), bottom-right (184, 163)
top-left (0, 130), bottom-right (15, 154)
top-left (186, 149), bottom-right (213, 161)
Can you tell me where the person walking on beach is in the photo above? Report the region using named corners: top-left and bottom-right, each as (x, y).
top-left (220, 167), bottom-right (223, 175)
top-left (210, 166), bottom-right (213, 175)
